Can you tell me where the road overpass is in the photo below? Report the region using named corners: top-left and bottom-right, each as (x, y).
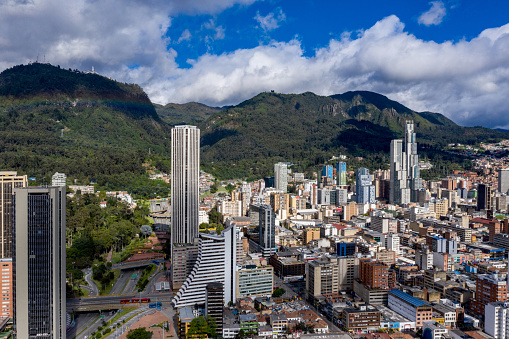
top-left (111, 259), bottom-right (163, 270)
top-left (67, 293), bottom-right (174, 312)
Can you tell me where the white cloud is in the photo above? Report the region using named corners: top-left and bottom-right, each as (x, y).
top-left (418, 1), bottom-right (447, 26)
top-left (202, 19), bottom-right (226, 40)
top-left (177, 29), bottom-right (192, 43)
top-left (2, 1), bottom-right (509, 129)
top-left (254, 8), bottom-right (286, 31)
top-left (0, 0), bottom-right (256, 84)
top-left (146, 15), bottom-right (509, 129)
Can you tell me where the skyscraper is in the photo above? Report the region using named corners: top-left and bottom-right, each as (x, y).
top-left (390, 121), bottom-right (421, 204)
top-left (390, 139), bottom-right (409, 205)
top-left (405, 121), bottom-right (423, 202)
top-left (337, 162), bottom-right (347, 186)
top-left (322, 165), bottom-right (333, 180)
top-left (13, 186), bottom-right (66, 339)
top-left (248, 204), bottom-right (276, 258)
top-left (171, 125), bottom-right (200, 246)
top-left (499, 168), bottom-right (509, 194)
top-left (0, 172), bottom-right (27, 258)
top-left (477, 183), bottom-right (492, 211)
top-left (356, 168), bottom-right (375, 204)
top-left (274, 162), bottom-right (288, 193)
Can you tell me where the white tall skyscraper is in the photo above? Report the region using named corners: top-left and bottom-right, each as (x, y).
top-left (499, 168), bottom-right (509, 194)
top-left (390, 120), bottom-right (421, 204)
top-left (390, 139), bottom-right (410, 204)
top-left (274, 162), bottom-right (288, 193)
top-left (171, 125), bottom-right (200, 246)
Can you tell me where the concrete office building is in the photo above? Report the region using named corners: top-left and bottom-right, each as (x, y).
top-left (471, 273), bottom-right (507, 319)
top-left (477, 183), bottom-right (492, 211)
top-left (171, 125), bottom-right (200, 246)
top-left (307, 256), bottom-right (358, 299)
top-left (171, 243), bottom-right (199, 290)
top-left (0, 258), bottom-right (13, 318)
top-left (500, 168), bottom-right (509, 194)
top-left (173, 225), bottom-right (237, 308)
top-left (381, 233), bottom-right (400, 255)
top-left (236, 265), bottom-right (273, 298)
top-left (388, 290), bottom-right (432, 328)
top-left (274, 162), bottom-right (288, 193)
top-left (0, 172), bottom-right (27, 258)
top-left (356, 168), bottom-right (375, 204)
top-left (13, 186), bottom-right (66, 339)
top-left (485, 301), bottom-right (509, 339)
top-left (206, 283), bottom-right (224, 336)
top-left (248, 204), bottom-right (276, 258)
top-left (51, 172), bottom-right (66, 187)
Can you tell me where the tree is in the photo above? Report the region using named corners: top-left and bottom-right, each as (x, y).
top-left (272, 287), bottom-right (286, 297)
top-left (208, 207), bottom-right (223, 225)
top-left (216, 224), bottom-right (224, 235)
top-left (140, 225), bottom-right (152, 238)
top-left (126, 327), bottom-right (153, 339)
top-left (225, 183), bottom-right (236, 193)
top-left (187, 316), bottom-right (217, 339)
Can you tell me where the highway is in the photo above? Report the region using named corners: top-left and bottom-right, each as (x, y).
top-left (123, 269), bottom-right (142, 294)
top-left (67, 292), bottom-right (174, 312)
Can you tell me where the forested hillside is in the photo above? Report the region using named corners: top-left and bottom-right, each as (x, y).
top-left (0, 63), bottom-right (171, 196)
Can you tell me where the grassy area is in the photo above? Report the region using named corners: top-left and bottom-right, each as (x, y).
top-left (92, 268), bottom-right (121, 296)
top-left (109, 307), bottom-right (137, 328)
top-left (79, 286), bottom-right (90, 297)
top-left (136, 264), bottom-right (158, 291)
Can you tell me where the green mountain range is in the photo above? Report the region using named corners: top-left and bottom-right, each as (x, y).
top-left (1, 63), bottom-right (506, 184)
top-left (0, 63), bottom-right (171, 195)
top-left (197, 91), bottom-right (508, 178)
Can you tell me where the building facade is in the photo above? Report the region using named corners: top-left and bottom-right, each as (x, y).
top-left (0, 172), bottom-right (27, 258)
top-left (13, 186), bottom-right (66, 339)
top-left (236, 265), bottom-right (273, 298)
top-left (274, 162), bottom-right (288, 193)
top-left (337, 162), bottom-right (347, 186)
top-left (356, 168), bottom-right (375, 204)
top-left (171, 125), bottom-right (200, 246)
top-left (173, 225), bottom-right (237, 308)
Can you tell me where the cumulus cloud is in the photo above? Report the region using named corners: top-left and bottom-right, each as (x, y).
top-left (2, 0), bottom-right (509, 129)
top-left (146, 15), bottom-right (509, 129)
top-left (0, 0), bottom-right (256, 87)
top-left (254, 8), bottom-right (286, 31)
top-left (418, 1), bottom-right (447, 26)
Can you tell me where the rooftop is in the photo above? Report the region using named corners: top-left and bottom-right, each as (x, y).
top-left (389, 289), bottom-right (430, 307)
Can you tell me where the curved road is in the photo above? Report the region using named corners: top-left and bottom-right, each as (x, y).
top-left (84, 273), bottom-right (99, 296)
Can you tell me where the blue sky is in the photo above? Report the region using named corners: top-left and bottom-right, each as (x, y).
top-left (167, 0), bottom-right (509, 67)
top-left (1, 0), bottom-right (509, 128)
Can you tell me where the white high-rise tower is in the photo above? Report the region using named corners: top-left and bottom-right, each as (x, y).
top-left (274, 162), bottom-right (288, 193)
top-left (390, 120), bottom-right (421, 204)
top-left (171, 125), bottom-right (200, 246)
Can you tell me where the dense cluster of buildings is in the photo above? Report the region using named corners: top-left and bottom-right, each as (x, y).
top-left (170, 122), bottom-right (509, 339)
